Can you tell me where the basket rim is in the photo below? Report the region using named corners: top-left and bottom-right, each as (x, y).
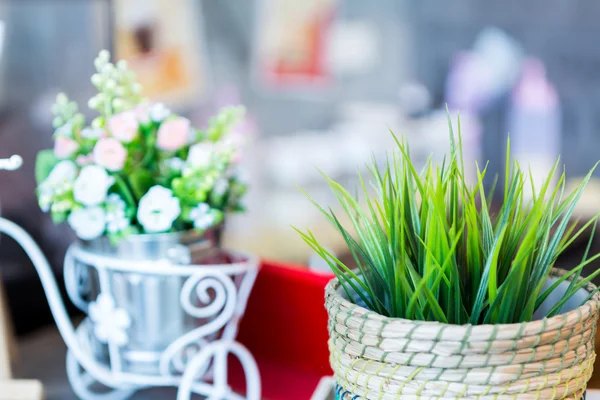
top-left (325, 267), bottom-right (600, 332)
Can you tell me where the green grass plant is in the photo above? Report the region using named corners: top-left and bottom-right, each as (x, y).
top-left (297, 115), bottom-right (600, 325)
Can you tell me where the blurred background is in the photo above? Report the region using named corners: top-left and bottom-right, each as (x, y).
top-left (1, 0), bottom-right (600, 339)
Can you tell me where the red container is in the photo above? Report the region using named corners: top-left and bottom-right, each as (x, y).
top-left (232, 260), bottom-right (334, 399)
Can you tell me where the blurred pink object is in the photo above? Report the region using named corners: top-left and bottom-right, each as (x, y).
top-left (133, 102), bottom-right (151, 124)
top-left (513, 58), bottom-right (558, 111)
top-left (76, 154), bottom-right (94, 166)
top-left (54, 136), bottom-right (79, 159)
top-left (93, 138), bottom-right (127, 171)
top-left (107, 111), bottom-right (139, 143)
top-left (508, 57), bottom-right (560, 201)
top-left (445, 51), bottom-right (493, 111)
top-left (156, 117), bottom-right (190, 151)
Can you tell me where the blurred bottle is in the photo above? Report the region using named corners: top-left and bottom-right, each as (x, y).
top-left (507, 58), bottom-right (560, 202)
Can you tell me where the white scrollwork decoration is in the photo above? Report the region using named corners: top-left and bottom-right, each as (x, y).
top-left (64, 248), bottom-right (90, 313)
top-left (181, 274), bottom-right (230, 318)
top-left (176, 341), bottom-right (261, 400)
top-left (159, 272), bottom-right (237, 377)
top-left (66, 350), bottom-right (137, 400)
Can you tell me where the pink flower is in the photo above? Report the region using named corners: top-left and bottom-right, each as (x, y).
top-left (156, 117), bottom-right (190, 151)
top-left (107, 111), bottom-right (138, 143)
top-left (54, 136), bottom-right (79, 159)
top-left (76, 154), bottom-right (94, 166)
top-left (93, 138), bottom-right (127, 171)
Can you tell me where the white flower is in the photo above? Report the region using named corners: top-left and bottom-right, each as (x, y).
top-left (106, 193), bottom-right (126, 209)
top-left (106, 212), bottom-right (129, 233)
top-left (45, 160), bottom-right (78, 188)
top-left (190, 203), bottom-right (215, 231)
top-left (39, 161), bottom-right (78, 211)
top-left (165, 157), bottom-right (185, 171)
top-left (38, 193), bottom-right (52, 212)
top-left (137, 186), bottom-right (181, 233)
top-left (81, 127), bottom-right (105, 140)
top-left (212, 178), bottom-right (229, 197)
top-left (51, 200), bottom-right (72, 213)
top-left (73, 165), bottom-right (115, 206)
top-left (67, 207), bottom-right (106, 240)
top-left (187, 143), bottom-right (215, 169)
top-left (89, 293), bottom-right (131, 346)
top-left (54, 123), bottom-right (73, 138)
top-left (105, 194), bottom-right (129, 233)
top-left (149, 103), bottom-right (170, 122)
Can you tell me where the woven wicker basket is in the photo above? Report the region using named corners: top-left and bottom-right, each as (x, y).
top-left (326, 269), bottom-right (600, 400)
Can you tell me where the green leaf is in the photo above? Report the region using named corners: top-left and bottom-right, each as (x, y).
top-left (128, 169), bottom-right (154, 201)
top-left (35, 150), bottom-right (59, 184)
top-left (51, 210), bottom-right (67, 224)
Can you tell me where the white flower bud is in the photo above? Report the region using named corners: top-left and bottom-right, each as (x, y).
top-left (91, 73), bottom-right (103, 87)
top-left (104, 79), bottom-right (116, 91)
top-left (116, 60), bottom-right (128, 70)
top-left (91, 117), bottom-right (103, 128)
top-left (99, 49), bottom-right (110, 60)
top-left (56, 93), bottom-right (68, 105)
top-left (52, 117), bottom-right (64, 128)
top-left (101, 64), bottom-right (114, 75)
top-left (88, 96), bottom-right (99, 109)
top-left (115, 87), bottom-right (125, 96)
top-left (112, 98), bottom-right (125, 110)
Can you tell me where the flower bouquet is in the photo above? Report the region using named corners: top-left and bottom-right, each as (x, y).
top-left (30, 51), bottom-right (259, 380)
top-left (36, 50), bottom-right (247, 243)
top-left (300, 117), bottom-right (600, 399)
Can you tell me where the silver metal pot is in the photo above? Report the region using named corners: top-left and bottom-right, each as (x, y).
top-left (72, 228), bottom-right (224, 374)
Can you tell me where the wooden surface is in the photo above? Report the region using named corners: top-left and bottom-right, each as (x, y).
top-left (0, 380), bottom-right (44, 400)
top-left (0, 276), bottom-right (44, 399)
top-left (0, 277), bottom-right (12, 380)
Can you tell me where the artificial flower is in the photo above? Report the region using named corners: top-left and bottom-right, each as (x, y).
top-left (105, 194), bottom-right (129, 233)
top-left (73, 165), bottom-right (115, 206)
top-left (89, 293), bottom-right (131, 346)
top-left (149, 103), bottom-right (170, 122)
top-left (81, 127), bottom-right (105, 140)
top-left (38, 192), bottom-right (52, 212)
top-left (76, 154), bottom-right (94, 166)
top-left (212, 178), bottom-right (229, 197)
top-left (156, 117), bottom-right (190, 151)
top-left (186, 142), bottom-right (214, 169)
top-left (37, 51), bottom-right (250, 242)
top-left (189, 202), bottom-right (215, 231)
top-left (51, 199), bottom-right (73, 213)
top-left (137, 185), bottom-right (181, 233)
top-left (106, 210), bottom-right (129, 233)
top-left (107, 110), bottom-right (138, 143)
top-left (165, 157), bottom-right (185, 171)
top-left (133, 102), bottom-right (151, 125)
top-left (54, 136), bottom-right (79, 159)
top-left (45, 160), bottom-right (78, 187)
top-left (54, 123), bottom-right (73, 138)
top-left (93, 138), bottom-right (127, 171)
top-left (106, 193), bottom-right (126, 209)
top-left (67, 206), bottom-right (106, 240)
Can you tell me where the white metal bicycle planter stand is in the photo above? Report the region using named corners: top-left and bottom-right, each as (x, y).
top-left (0, 216), bottom-right (261, 400)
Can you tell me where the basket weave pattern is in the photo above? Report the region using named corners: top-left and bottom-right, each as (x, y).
top-left (326, 269), bottom-right (600, 400)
